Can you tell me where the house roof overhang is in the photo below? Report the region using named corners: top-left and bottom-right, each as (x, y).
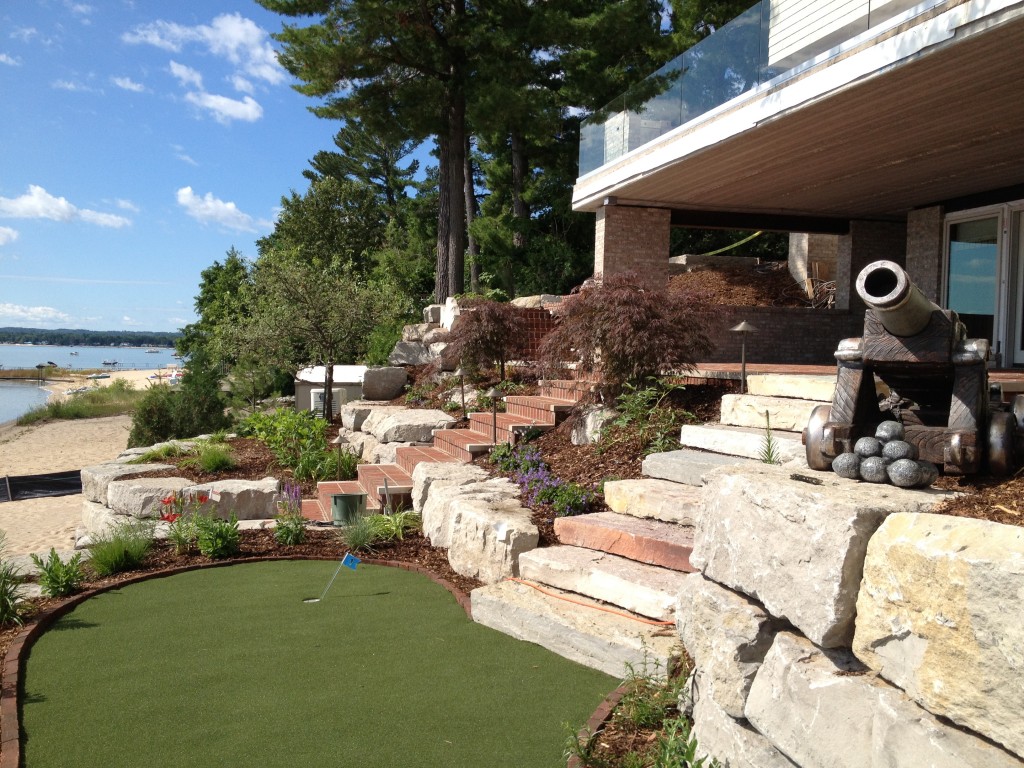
top-left (571, 0), bottom-right (1024, 227)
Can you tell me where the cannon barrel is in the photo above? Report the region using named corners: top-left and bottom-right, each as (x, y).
top-left (855, 260), bottom-right (940, 337)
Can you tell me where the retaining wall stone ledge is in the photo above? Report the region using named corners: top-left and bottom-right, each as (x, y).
top-left (853, 512), bottom-right (1024, 759)
top-left (411, 462), bottom-right (488, 514)
top-left (420, 477), bottom-right (520, 548)
top-left (690, 691), bottom-right (797, 768)
top-left (80, 462), bottom-right (174, 504)
top-left (445, 498), bottom-right (538, 583)
top-left (362, 408), bottom-right (454, 443)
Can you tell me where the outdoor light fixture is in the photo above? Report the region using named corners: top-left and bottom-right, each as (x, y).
top-left (454, 366), bottom-right (467, 419)
top-left (485, 386), bottom-right (503, 444)
top-left (730, 321), bottom-right (758, 394)
top-left (331, 434), bottom-right (346, 481)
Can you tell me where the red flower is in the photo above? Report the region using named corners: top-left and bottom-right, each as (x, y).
top-left (196, 495), bottom-right (209, 505)
top-left (161, 513), bottom-right (181, 523)
top-left (161, 495), bottom-right (176, 506)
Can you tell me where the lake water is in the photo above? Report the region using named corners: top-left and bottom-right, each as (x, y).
top-left (0, 379), bottom-right (51, 425)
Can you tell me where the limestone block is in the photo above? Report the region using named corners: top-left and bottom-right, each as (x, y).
top-left (422, 327), bottom-right (449, 345)
top-left (746, 632), bottom-right (1024, 768)
top-left (440, 296), bottom-right (461, 330)
top-left (360, 367), bottom-right (408, 401)
top-left (401, 323), bottom-right (436, 343)
top-left (446, 498), bottom-right (538, 583)
top-left (363, 408), bottom-right (454, 443)
top-left (370, 441), bottom-right (430, 465)
top-left (746, 374), bottom-right (836, 402)
top-left (388, 341), bottom-right (434, 366)
top-left (439, 386), bottom-right (479, 409)
top-left (677, 573), bottom-right (779, 718)
top-left (358, 434), bottom-right (380, 463)
top-left (570, 405), bottom-right (618, 446)
top-left (422, 304), bottom-right (442, 324)
top-left (691, 464), bottom-right (950, 647)
top-left (421, 478), bottom-right (520, 548)
top-left (186, 478), bottom-right (280, 520)
top-left (603, 478), bottom-right (701, 525)
top-left (81, 462), bottom-right (174, 504)
top-left (642, 449), bottom-right (749, 487)
top-left (429, 342), bottom-right (453, 370)
top-left (690, 692), bottom-right (797, 768)
top-left (719, 394), bottom-right (821, 432)
top-left (107, 477), bottom-right (194, 519)
top-left (81, 499), bottom-right (124, 538)
top-left (853, 513), bottom-right (1024, 758)
top-left (410, 461), bottom-right (487, 513)
top-left (339, 402), bottom-right (403, 432)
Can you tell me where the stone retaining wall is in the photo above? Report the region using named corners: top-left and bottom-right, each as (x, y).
top-left (680, 464), bottom-right (1024, 767)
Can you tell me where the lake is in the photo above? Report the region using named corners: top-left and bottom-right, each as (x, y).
top-left (0, 344), bottom-right (179, 372)
top-left (0, 379), bottom-right (51, 425)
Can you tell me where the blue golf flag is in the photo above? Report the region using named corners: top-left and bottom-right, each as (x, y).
top-left (341, 552), bottom-right (361, 571)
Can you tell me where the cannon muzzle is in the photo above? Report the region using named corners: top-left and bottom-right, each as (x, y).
top-left (855, 260), bottom-right (940, 337)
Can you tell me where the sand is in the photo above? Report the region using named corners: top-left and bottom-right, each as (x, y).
top-left (0, 368), bottom-right (166, 555)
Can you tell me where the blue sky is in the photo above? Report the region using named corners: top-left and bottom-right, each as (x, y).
top-left (0, 1), bottom-right (346, 333)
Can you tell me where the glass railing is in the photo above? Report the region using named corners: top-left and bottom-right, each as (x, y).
top-left (579, 0), bottom-right (936, 177)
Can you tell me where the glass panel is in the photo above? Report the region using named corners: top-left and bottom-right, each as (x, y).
top-left (947, 217), bottom-right (999, 342)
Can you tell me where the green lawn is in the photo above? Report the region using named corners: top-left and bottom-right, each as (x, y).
top-left (22, 561), bottom-right (615, 768)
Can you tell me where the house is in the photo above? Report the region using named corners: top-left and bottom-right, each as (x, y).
top-left (293, 365), bottom-right (367, 418)
top-left (573, 0), bottom-right (1024, 366)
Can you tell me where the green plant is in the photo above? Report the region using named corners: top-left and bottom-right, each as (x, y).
top-left (549, 482), bottom-right (596, 518)
top-left (760, 410), bottom-right (781, 465)
top-left (606, 379), bottom-right (688, 456)
top-left (195, 514), bottom-right (240, 559)
top-left (180, 441), bottom-right (236, 473)
top-left (367, 511), bottom-right (421, 542)
top-left (340, 516), bottom-right (378, 553)
top-left (89, 520), bottom-right (154, 577)
top-left (651, 715), bottom-right (720, 767)
top-left (275, 482), bottom-right (307, 545)
top-left (166, 514), bottom-right (199, 556)
top-left (128, 442), bottom-right (192, 464)
top-left (30, 548), bottom-right (85, 598)
top-left (0, 533), bottom-right (28, 627)
top-left (441, 299), bottom-right (531, 381)
top-left (239, 409), bottom-right (337, 481)
top-left (336, 446), bottom-right (360, 481)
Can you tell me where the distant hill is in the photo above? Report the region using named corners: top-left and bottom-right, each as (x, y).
top-left (0, 327), bottom-right (181, 347)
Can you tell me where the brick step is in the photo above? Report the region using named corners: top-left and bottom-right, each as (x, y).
top-left (504, 395), bottom-right (574, 425)
top-left (602, 478), bottom-right (702, 525)
top-left (356, 463), bottom-right (413, 510)
top-left (538, 379), bottom-right (592, 402)
top-left (431, 427), bottom-right (494, 463)
top-left (301, 498), bottom-right (329, 523)
top-left (470, 579), bottom-right (678, 678)
top-left (678, 423), bottom-right (805, 463)
top-left (518, 545), bottom-right (690, 621)
top-left (719, 393), bottom-right (823, 432)
top-left (315, 480), bottom-right (364, 519)
top-left (395, 445), bottom-right (459, 475)
top-left (554, 511), bottom-right (697, 572)
top-left (642, 448), bottom-right (753, 487)
top-left (467, 411), bottom-right (554, 444)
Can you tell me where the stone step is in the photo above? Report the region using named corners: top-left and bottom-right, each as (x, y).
top-left (746, 374), bottom-right (836, 402)
top-left (554, 511), bottom-right (696, 572)
top-left (300, 498), bottom-right (329, 523)
top-left (470, 579), bottom-right (678, 678)
top-left (394, 445), bottom-right (459, 476)
top-left (518, 545), bottom-right (690, 621)
top-left (431, 427), bottom-right (494, 462)
top-left (468, 411), bottom-right (552, 444)
top-left (602, 478), bottom-right (702, 525)
top-left (505, 395), bottom-right (574, 425)
top-left (678, 423), bottom-right (804, 463)
top-left (719, 394), bottom-right (822, 433)
top-left (356, 463), bottom-right (413, 511)
top-left (642, 449), bottom-right (754, 487)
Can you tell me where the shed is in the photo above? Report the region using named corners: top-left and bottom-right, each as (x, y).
top-left (294, 365), bottom-right (367, 418)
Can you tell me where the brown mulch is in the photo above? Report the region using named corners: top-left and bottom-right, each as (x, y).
top-left (669, 261), bottom-right (810, 307)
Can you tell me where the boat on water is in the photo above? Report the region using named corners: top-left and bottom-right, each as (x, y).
top-left (86, 373), bottom-right (110, 380)
top-left (70, 351), bottom-right (79, 356)
top-left (102, 360), bottom-right (118, 366)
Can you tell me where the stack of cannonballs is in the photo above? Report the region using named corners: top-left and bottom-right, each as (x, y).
top-left (831, 420), bottom-right (939, 488)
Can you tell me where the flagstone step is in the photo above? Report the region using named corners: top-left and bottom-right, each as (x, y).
top-left (504, 395), bottom-right (575, 425)
top-left (602, 478), bottom-right (702, 525)
top-left (431, 427), bottom-right (494, 462)
top-left (678, 423), bottom-right (804, 463)
top-left (470, 579), bottom-right (678, 678)
top-left (518, 545), bottom-right (690, 621)
top-left (719, 393), bottom-right (822, 432)
top-left (746, 373), bottom-right (836, 402)
top-left (642, 449), bottom-right (753, 487)
top-left (554, 512), bottom-right (696, 572)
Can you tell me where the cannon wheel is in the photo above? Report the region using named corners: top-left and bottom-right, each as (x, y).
top-left (804, 405), bottom-right (833, 471)
top-left (987, 411), bottom-right (1015, 477)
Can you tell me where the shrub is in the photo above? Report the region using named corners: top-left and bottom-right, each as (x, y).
top-left (604, 378), bottom-right (690, 456)
top-left (31, 549), bottom-right (86, 598)
top-left (340, 517), bottom-right (377, 553)
top-left (0, 533), bottom-right (27, 627)
top-left (240, 409), bottom-right (332, 478)
top-left (367, 511), bottom-right (421, 542)
top-left (274, 482), bottom-right (306, 546)
top-left (336, 447), bottom-right (360, 481)
top-left (539, 272), bottom-right (713, 396)
top-left (441, 299), bottom-right (530, 380)
top-left (89, 521), bottom-right (154, 576)
top-left (195, 514), bottom-right (240, 559)
top-left (180, 441), bottom-right (236, 473)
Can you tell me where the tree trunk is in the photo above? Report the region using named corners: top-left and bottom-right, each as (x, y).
top-left (435, 48), bottom-right (468, 304)
top-left (509, 128), bottom-right (529, 298)
top-left (324, 362), bottom-right (334, 423)
top-left (465, 135), bottom-right (480, 294)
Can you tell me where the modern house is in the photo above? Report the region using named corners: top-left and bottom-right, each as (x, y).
top-left (294, 365), bottom-right (367, 418)
top-left (573, 0), bottom-right (1024, 366)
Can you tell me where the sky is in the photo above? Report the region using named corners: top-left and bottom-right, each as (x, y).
top-left (0, 1), bottom-right (349, 333)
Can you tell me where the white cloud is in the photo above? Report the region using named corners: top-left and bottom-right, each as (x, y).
top-left (176, 186), bottom-right (257, 232)
top-left (231, 74), bottom-right (254, 95)
top-left (115, 199), bottom-right (139, 212)
top-left (0, 185), bottom-right (131, 228)
top-left (0, 227), bottom-right (18, 246)
top-left (185, 91), bottom-right (262, 124)
top-left (11, 28), bottom-right (39, 43)
top-left (169, 60), bottom-right (202, 89)
top-left (0, 303), bottom-right (72, 324)
top-left (52, 79), bottom-right (91, 92)
top-left (121, 315), bottom-right (142, 327)
top-left (66, 2), bottom-right (94, 17)
top-left (0, 53), bottom-right (19, 66)
top-left (112, 76), bottom-right (145, 92)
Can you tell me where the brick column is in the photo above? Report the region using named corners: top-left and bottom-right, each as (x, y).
top-left (594, 205), bottom-right (671, 279)
top-left (905, 206), bottom-right (944, 303)
top-left (835, 220), bottom-right (908, 311)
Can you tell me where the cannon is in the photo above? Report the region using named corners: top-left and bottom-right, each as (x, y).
top-left (804, 259), bottom-right (1024, 476)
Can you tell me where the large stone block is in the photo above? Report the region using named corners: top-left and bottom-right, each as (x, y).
top-left (369, 441), bottom-right (431, 466)
top-left (421, 477), bottom-right (520, 548)
top-left (691, 465), bottom-right (949, 647)
top-left (719, 394), bottom-right (821, 432)
top-left (422, 304), bottom-right (442, 324)
top-left (388, 341), bottom-right (434, 366)
top-left (81, 462), bottom-right (174, 504)
top-left (690, 691), bottom-right (797, 768)
top-left (446, 498), bottom-right (538, 583)
top-left (603, 478), bottom-right (701, 525)
top-left (642, 449), bottom-right (750, 487)
top-left (746, 632), bottom-right (1024, 768)
top-left (677, 573), bottom-right (779, 718)
top-left (81, 499), bottom-right (124, 539)
top-left (853, 513), bottom-right (1024, 758)
top-left (186, 478), bottom-right (281, 520)
top-left (360, 367), bottom-right (408, 401)
top-left (570, 406), bottom-right (618, 446)
top-left (107, 477), bottom-right (194, 518)
top-left (410, 461), bottom-right (487, 513)
top-left (340, 402), bottom-right (403, 432)
top-left (401, 323), bottom-right (436, 343)
top-left (362, 408), bottom-right (454, 443)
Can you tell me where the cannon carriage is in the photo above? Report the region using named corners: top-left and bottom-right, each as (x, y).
top-left (804, 260), bottom-right (1024, 476)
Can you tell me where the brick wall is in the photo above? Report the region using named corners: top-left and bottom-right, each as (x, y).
top-left (835, 220), bottom-right (908, 311)
top-left (515, 307), bottom-right (559, 359)
top-left (594, 205), bottom-right (671, 278)
top-left (906, 206), bottom-right (944, 303)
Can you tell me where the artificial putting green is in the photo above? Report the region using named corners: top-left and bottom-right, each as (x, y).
top-left (21, 561), bottom-right (615, 768)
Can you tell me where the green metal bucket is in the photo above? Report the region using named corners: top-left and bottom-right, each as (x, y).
top-left (331, 492), bottom-right (367, 527)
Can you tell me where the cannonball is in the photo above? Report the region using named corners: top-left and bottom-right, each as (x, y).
top-left (859, 456), bottom-right (889, 483)
top-left (875, 420), bottom-right (905, 442)
top-left (854, 436), bottom-right (883, 458)
top-left (887, 458), bottom-right (923, 488)
top-left (917, 460), bottom-right (939, 487)
top-left (831, 452), bottom-right (861, 480)
top-left (882, 440), bottom-right (918, 462)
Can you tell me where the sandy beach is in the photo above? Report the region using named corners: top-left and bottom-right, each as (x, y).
top-left (0, 368), bottom-right (166, 555)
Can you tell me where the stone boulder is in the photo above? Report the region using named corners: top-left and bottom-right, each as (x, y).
top-left (107, 476), bottom-right (194, 519)
top-left (401, 323), bottom-right (437, 343)
top-left (445, 497), bottom-right (538, 583)
top-left (746, 632), bottom-right (1024, 768)
top-left (80, 499), bottom-right (122, 540)
top-left (691, 464), bottom-right (951, 647)
top-left (340, 402), bottom-right (403, 432)
top-left (411, 461), bottom-right (488, 513)
top-left (421, 477), bottom-right (520, 547)
top-left (689, 692), bottom-right (797, 768)
top-left (423, 304), bottom-right (442, 324)
top-left (185, 478), bottom-right (281, 520)
top-left (422, 327), bottom-right (449, 345)
top-left (853, 513), bottom-right (1024, 758)
top-left (370, 441), bottom-right (431, 465)
top-left (361, 367), bottom-right (408, 401)
top-left (388, 341), bottom-right (434, 366)
top-left (81, 462), bottom-right (174, 504)
top-left (570, 406), bottom-right (618, 446)
top-left (362, 408), bottom-right (455, 444)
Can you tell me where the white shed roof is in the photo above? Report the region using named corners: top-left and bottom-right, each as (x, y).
top-left (295, 365), bottom-right (367, 385)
